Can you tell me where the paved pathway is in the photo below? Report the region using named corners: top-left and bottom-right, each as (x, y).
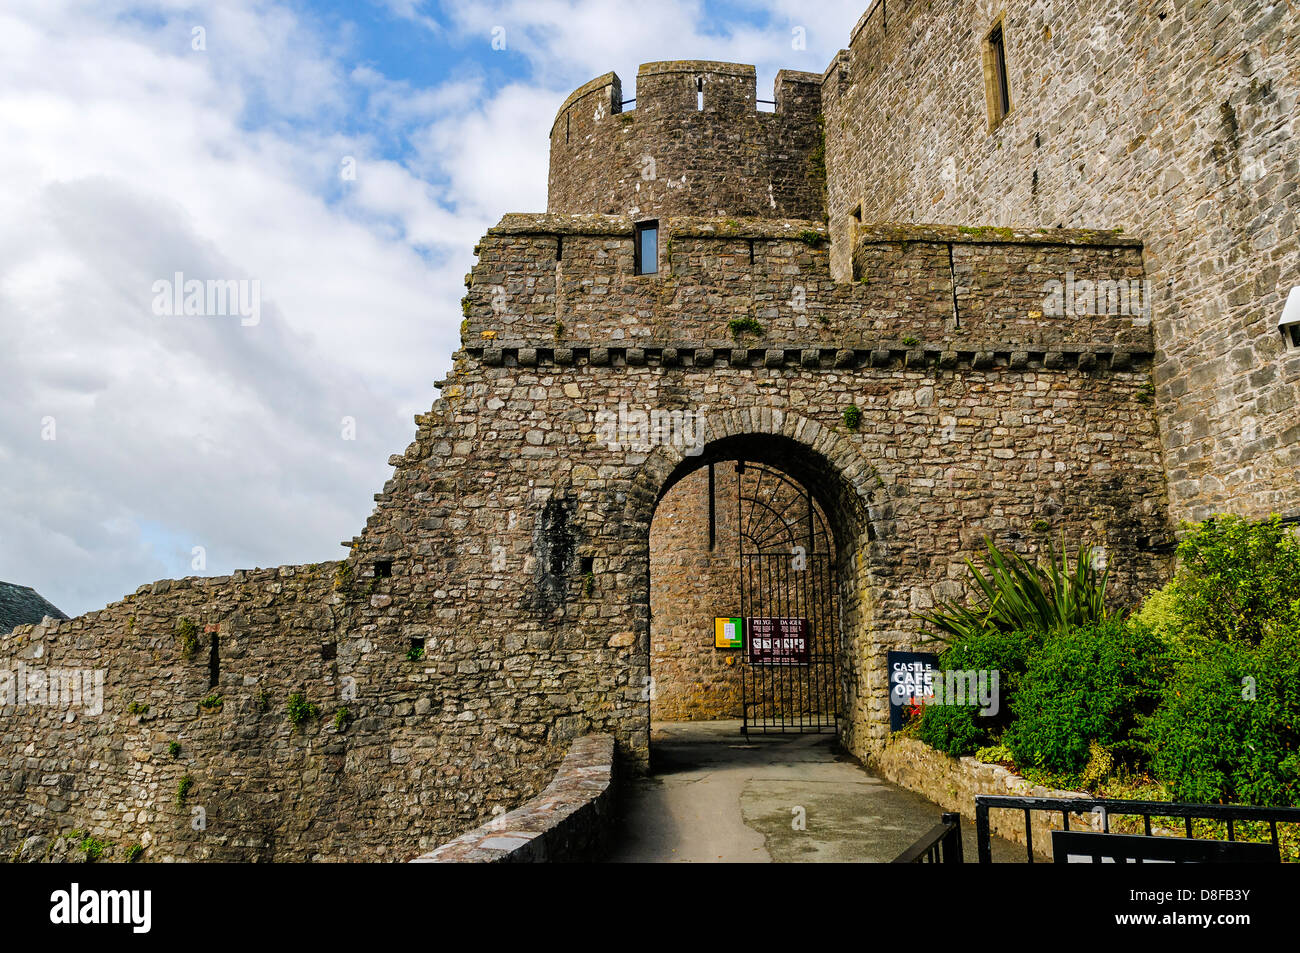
top-left (607, 720), bottom-right (1022, 862)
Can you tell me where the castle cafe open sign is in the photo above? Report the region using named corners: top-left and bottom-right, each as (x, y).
top-left (747, 617), bottom-right (811, 663)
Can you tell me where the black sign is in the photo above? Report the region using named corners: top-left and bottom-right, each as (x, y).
top-left (747, 617), bottom-right (811, 664)
top-left (888, 650), bottom-right (939, 731)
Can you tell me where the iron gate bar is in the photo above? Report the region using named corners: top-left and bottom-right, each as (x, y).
top-left (736, 461), bottom-right (839, 735)
top-left (974, 794), bottom-right (1300, 863)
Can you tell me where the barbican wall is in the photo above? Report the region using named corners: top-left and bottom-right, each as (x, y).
top-left (2, 214), bottom-right (1170, 860)
top-left (822, 0), bottom-right (1300, 524)
top-left (0, 566), bottom-right (563, 862)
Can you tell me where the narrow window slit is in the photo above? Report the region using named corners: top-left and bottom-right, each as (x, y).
top-left (208, 632), bottom-right (220, 689)
top-left (634, 221), bottom-right (659, 275)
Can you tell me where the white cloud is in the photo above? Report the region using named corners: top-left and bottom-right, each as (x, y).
top-left (0, 0), bottom-right (867, 617)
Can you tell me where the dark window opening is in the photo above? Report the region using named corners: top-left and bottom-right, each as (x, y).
top-left (747, 239), bottom-right (755, 265)
top-left (409, 636), bottom-right (425, 659)
top-left (1287, 325), bottom-right (1300, 349)
top-left (556, 236), bottom-right (563, 261)
top-left (579, 555), bottom-right (594, 575)
top-left (208, 632), bottom-right (220, 689)
top-left (987, 24), bottom-right (1011, 125)
top-left (634, 221), bottom-right (659, 275)
top-left (707, 463), bottom-right (716, 550)
top-left (851, 204), bottom-right (863, 223)
top-left (374, 559), bottom-right (393, 578)
top-left (321, 642), bottom-right (337, 661)
top-left (696, 76), bottom-right (704, 111)
top-left (565, 113), bottom-right (570, 143)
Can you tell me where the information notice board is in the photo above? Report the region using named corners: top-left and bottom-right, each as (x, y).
top-left (746, 617), bottom-right (811, 664)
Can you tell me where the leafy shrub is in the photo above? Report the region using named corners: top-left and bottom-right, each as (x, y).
top-left (1133, 578), bottom-right (1184, 646)
top-left (1163, 515), bottom-right (1300, 647)
top-left (975, 743), bottom-right (1015, 765)
top-left (1142, 628), bottom-right (1300, 806)
top-left (914, 701), bottom-right (987, 757)
top-left (914, 628), bottom-right (1035, 756)
top-left (1005, 620), bottom-right (1168, 783)
top-left (915, 537), bottom-right (1111, 644)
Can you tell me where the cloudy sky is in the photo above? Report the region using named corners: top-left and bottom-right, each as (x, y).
top-left (0, 0), bottom-right (865, 617)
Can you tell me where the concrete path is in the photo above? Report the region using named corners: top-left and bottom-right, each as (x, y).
top-left (607, 720), bottom-right (1022, 862)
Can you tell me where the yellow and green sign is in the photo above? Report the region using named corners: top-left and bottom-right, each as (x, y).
top-left (714, 617), bottom-right (743, 649)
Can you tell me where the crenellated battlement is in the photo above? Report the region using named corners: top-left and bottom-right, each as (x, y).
top-left (548, 62), bottom-right (824, 221)
top-left (461, 213), bottom-right (1152, 357)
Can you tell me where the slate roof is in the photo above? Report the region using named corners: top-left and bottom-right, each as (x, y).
top-left (0, 582), bottom-right (69, 634)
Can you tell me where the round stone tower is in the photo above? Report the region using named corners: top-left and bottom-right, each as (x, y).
top-left (548, 61), bottom-right (825, 220)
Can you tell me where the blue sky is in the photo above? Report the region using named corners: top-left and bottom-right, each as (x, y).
top-left (0, 0), bottom-right (866, 616)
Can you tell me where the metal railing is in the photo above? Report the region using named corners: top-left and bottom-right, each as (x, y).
top-left (975, 794), bottom-right (1300, 863)
top-left (892, 812), bottom-right (964, 863)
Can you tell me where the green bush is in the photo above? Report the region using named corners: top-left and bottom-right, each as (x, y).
top-left (914, 701), bottom-right (987, 757)
top-left (914, 628), bottom-right (1035, 756)
top-left (1142, 628), bottom-right (1300, 806)
top-left (1167, 515), bottom-right (1300, 647)
top-left (1133, 578), bottom-right (1184, 646)
top-left (1005, 620), bottom-right (1168, 783)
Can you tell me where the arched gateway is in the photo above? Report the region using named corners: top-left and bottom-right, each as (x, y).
top-left (0, 61), bottom-right (1171, 862)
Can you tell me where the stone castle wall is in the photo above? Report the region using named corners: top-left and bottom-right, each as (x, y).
top-left (822, 0), bottom-right (1300, 524)
top-left (2, 214), bottom-right (1170, 859)
top-left (0, 566), bottom-right (563, 862)
top-left (548, 62), bottom-right (824, 220)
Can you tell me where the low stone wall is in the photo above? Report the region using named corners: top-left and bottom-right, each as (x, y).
top-left (412, 733), bottom-right (615, 863)
top-left (870, 736), bottom-right (1100, 859)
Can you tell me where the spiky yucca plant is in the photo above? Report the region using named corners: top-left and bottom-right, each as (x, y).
top-left (914, 537), bottom-right (1111, 643)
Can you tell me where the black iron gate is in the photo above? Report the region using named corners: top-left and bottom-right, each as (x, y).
top-left (736, 462), bottom-right (840, 734)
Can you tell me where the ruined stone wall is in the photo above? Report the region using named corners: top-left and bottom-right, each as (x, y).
top-left (1, 214), bottom-right (1172, 860)
top-left (0, 567), bottom-right (563, 862)
top-left (549, 62), bottom-right (824, 220)
top-left (822, 0), bottom-right (1300, 524)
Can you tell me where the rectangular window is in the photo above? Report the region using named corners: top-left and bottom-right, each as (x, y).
top-left (984, 23), bottom-right (1012, 129)
top-left (634, 221), bottom-right (658, 275)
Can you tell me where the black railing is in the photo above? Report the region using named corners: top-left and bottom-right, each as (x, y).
top-left (975, 795), bottom-right (1300, 863)
top-left (893, 812), bottom-right (964, 863)
top-left (1051, 830), bottom-right (1280, 864)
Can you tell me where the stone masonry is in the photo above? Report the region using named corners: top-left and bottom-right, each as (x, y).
top-left (823, 0), bottom-right (1300, 524)
top-left (8, 12), bottom-right (1265, 858)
